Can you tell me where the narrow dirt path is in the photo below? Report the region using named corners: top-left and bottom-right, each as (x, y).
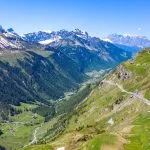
top-left (102, 80), bottom-right (150, 106)
top-left (23, 127), bottom-right (39, 148)
top-left (29, 127), bottom-right (39, 145)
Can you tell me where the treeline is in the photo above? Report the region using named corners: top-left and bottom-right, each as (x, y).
top-left (32, 104), bottom-right (55, 122)
top-left (0, 101), bottom-right (22, 121)
top-left (38, 84), bottom-right (93, 142)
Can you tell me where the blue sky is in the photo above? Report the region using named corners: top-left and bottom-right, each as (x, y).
top-left (0, 0), bottom-right (150, 38)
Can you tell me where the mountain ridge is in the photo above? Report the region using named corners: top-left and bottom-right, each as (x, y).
top-left (104, 33), bottom-right (150, 48)
top-left (23, 28), bottom-right (132, 71)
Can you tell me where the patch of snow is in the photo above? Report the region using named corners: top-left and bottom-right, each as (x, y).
top-left (84, 44), bottom-right (96, 51)
top-left (74, 40), bottom-right (83, 47)
top-left (0, 36), bottom-right (18, 48)
top-left (102, 38), bottom-right (113, 43)
top-left (4, 32), bottom-right (17, 38)
top-left (41, 29), bottom-right (52, 34)
top-left (39, 36), bottom-right (61, 45)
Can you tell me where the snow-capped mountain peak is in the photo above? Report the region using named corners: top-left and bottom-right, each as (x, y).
top-left (39, 36), bottom-right (62, 45)
top-left (4, 28), bottom-right (20, 39)
top-left (0, 26), bottom-right (25, 50)
top-left (0, 26), bottom-right (132, 68)
top-left (23, 29), bottom-right (90, 44)
top-left (105, 33), bottom-right (150, 48)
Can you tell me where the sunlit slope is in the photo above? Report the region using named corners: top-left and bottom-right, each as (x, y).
top-left (29, 48), bottom-right (150, 150)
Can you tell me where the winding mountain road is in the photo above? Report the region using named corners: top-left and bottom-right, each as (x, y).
top-left (102, 80), bottom-right (150, 106)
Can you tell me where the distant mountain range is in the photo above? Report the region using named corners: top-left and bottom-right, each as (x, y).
top-left (104, 34), bottom-right (150, 48)
top-left (1, 25), bottom-right (150, 54)
top-left (103, 34), bottom-right (150, 55)
top-left (24, 31), bottom-right (150, 56)
top-left (0, 27), bottom-right (131, 70)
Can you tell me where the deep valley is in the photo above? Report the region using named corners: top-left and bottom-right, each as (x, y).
top-left (0, 25), bottom-right (149, 150)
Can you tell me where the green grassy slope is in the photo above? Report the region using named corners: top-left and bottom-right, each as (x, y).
top-left (107, 49), bottom-right (150, 99)
top-left (123, 49), bottom-right (150, 99)
top-left (0, 103), bottom-right (44, 150)
top-left (0, 81), bottom-right (93, 150)
top-left (26, 48), bottom-right (150, 150)
top-left (124, 112), bottom-right (150, 150)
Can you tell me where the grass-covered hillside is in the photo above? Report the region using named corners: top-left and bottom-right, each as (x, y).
top-left (0, 82), bottom-right (93, 150)
top-left (24, 48), bottom-right (150, 150)
top-left (0, 102), bottom-right (45, 150)
top-left (0, 49), bottom-right (86, 121)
